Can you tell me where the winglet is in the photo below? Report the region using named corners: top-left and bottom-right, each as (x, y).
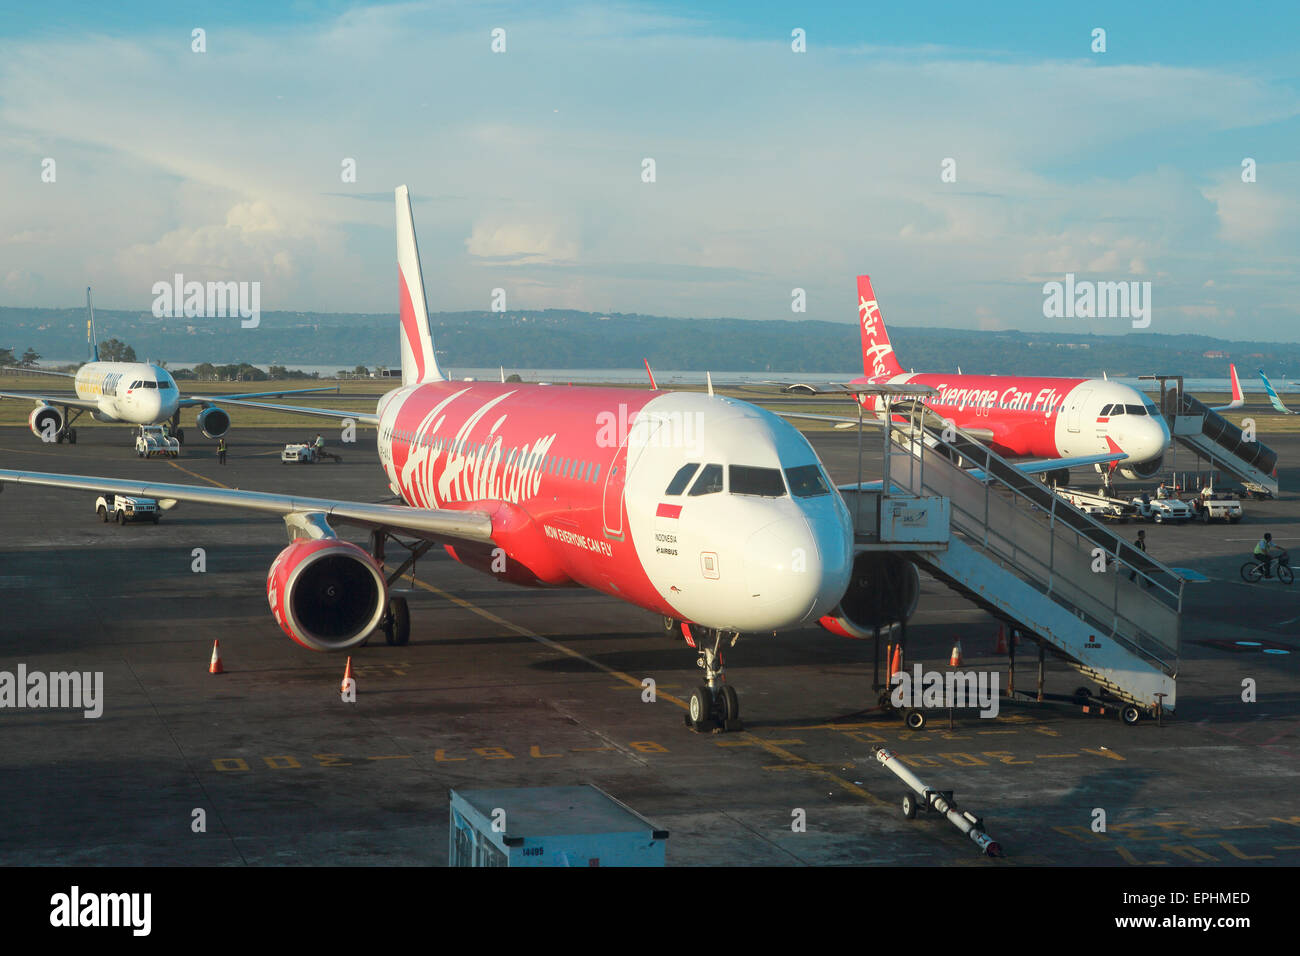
top-left (395, 186), bottom-right (444, 386)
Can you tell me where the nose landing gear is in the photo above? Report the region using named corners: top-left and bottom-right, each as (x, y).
top-left (680, 624), bottom-right (743, 732)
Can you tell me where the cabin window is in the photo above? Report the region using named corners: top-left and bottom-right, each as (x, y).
top-left (729, 465), bottom-right (787, 498)
top-left (688, 464), bottom-right (724, 496)
top-left (665, 463), bottom-right (700, 495)
top-left (786, 464), bottom-right (831, 498)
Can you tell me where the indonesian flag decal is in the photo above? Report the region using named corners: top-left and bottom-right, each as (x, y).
top-left (656, 503), bottom-right (682, 519)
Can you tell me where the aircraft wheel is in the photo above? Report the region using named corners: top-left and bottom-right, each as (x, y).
top-left (688, 686), bottom-right (714, 728)
top-left (56, 432), bottom-right (65, 444)
top-left (721, 684), bottom-right (740, 724)
top-left (389, 597), bottom-right (410, 646)
top-left (68, 429), bottom-right (77, 444)
top-left (175, 429), bottom-right (185, 444)
top-left (902, 792), bottom-right (918, 820)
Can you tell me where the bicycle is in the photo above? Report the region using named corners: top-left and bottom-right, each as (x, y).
top-left (1240, 551), bottom-right (1293, 585)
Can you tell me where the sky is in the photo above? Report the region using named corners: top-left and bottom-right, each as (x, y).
top-left (1, 1), bottom-right (1298, 340)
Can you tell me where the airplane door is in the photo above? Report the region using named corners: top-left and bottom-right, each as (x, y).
top-left (1066, 388), bottom-right (1092, 433)
top-left (602, 414), bottom-right (663, 540)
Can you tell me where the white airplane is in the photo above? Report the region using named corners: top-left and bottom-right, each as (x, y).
top-left (0, 187), bottom-right (866, 731)
top-left (0, 287), bottom-right (336, 445)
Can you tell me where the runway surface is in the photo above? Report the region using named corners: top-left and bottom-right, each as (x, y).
top-left (0, 424), bottom-right (1297, 865)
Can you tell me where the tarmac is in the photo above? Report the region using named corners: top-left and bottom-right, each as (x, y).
top-left (0, 420), bottom-right (1297, 865)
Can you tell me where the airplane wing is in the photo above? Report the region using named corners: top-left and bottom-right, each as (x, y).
top-left (0, 468), bottom-right (492, 542)
top-left (0, 389), bottom-right (102, 411)
top-left (1210, 363), bottom-right (1244, 411)
top-left (181, 395), bottom-right (380, 426)
top-left (178, 385), bottom-right (341, 407)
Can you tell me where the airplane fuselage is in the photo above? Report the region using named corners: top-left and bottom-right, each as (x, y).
top-left (858, 372), bottom-right (1170, 466)
top-left (373, 381), bottom-right (855, 633)
top-left (73, 362), bottom-right (180, 425)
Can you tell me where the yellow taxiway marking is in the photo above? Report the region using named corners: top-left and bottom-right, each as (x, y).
top-left (166, 460), bottom-right (231, 488)
top-left (406, 572), bottom-right (892, 808)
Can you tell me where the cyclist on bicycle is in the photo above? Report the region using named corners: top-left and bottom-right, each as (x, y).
top-left (1255, 533), bottom-right (1285, 578)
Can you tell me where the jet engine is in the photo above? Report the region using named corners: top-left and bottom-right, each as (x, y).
top-left (266, 538), bottom-right (387, 651)
top-left (197, 406), bottom-right (231, 439)
top-left (818, 552), bottom-right (920, 639)
top-left (28, 405), bottom-right (63, 441)
top-left (1119, 457), bottom-right (1164, 481)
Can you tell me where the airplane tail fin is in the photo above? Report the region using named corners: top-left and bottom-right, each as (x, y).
top-left (857, 275), bottom-right (904, 379)
top-left (86, 286), bottom-right (100, 363)
top-left (1259, 368), bottom-right (1292, 413)
top-left (395, 185), bottom-right (444, 386)
top-left (1211, 363), bottom-right (1245, 411)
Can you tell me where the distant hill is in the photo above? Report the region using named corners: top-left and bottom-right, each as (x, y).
top-left (1, 305), bottom-right (1297, 377)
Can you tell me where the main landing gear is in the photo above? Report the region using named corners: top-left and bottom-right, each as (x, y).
top-left (365, 529), bottom-right (435, 647)
top-left (675, 621), bottom-right (743, 733)
top-left (170, 412), bottom-right (185, 445)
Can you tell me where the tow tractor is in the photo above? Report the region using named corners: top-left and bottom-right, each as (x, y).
top-left (135, 425), bottom-right (179, 458)
top-left (1131, 494), bottom-right (1192, 524)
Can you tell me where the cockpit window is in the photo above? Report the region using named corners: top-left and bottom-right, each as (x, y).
top-left (665, 463), bottom-right (700, 496)
top-left (156, 380), bottom-right (173, 389)
top-left (786, 464), bottom-right (831, 498)
top-left (1124, 404), bottom-right (1145, 415)
top-left (1100, 404), bottom-right (1114, 416)
top-left (687, 463), bottom-right (724, 496)
top-left (729, 465), bottom-right (786, 497)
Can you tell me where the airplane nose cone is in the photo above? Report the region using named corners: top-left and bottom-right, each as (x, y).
top-left (742, 515), bottom-right (852, 630)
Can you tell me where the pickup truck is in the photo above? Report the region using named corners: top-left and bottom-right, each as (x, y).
top-left (136, 425), bottom-right (180, 458)
top-left (96, 494), bottom-right (159, 525)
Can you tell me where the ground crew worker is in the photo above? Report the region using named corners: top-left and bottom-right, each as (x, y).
top-left (217, 437), bottom-right (227, 465)
top-left (1129, 529), bottom-right (1147, 583)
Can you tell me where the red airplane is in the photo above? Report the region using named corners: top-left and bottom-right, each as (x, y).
top-left (783, 276), bottom-right (1172, 486)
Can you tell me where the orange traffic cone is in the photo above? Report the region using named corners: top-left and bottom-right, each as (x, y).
top-left (341, 656), bottom-right (355, 695)
top-left (994, 625), bottom-right (1007, 655)
top-left (888, 644), bottom-right (902, 678)
top-left (208, 640), bottom-right (224, 674)
top-left (949, 640), bottom-right (963, 667)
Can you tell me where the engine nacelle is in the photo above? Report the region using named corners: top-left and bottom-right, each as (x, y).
top-left (819, 552), bottom-right (920, 639)
top-left (266, 538), bottom-right (387, 651)
top-left (197, 406), bottom-right (231, 439)
top-left (1119, 457), bottom-right (1164, 482)
top-left (28, 405), bottom-right (63, 441)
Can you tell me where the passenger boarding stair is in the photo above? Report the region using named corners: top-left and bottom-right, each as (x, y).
top-left (843, 406), bottom-right (1182, 715)
top-left (1161, 391), bottom-right (1278, 498)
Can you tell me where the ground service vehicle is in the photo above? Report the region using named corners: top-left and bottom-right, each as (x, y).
top-left (135, 425), bottom-right (179, 458)
top-left (96, 494), bottom-right (159, 525)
